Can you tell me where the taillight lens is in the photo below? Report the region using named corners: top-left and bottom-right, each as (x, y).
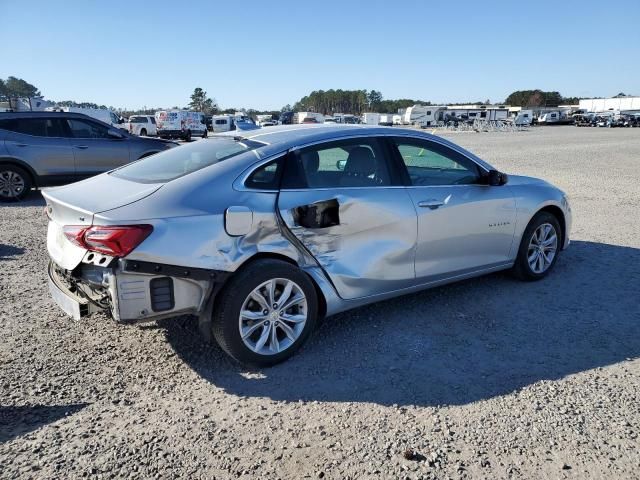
top-left (63, 225), bottom-right (153, 257)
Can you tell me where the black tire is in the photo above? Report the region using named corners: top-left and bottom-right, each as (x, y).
top-left (184, 130), bottom-right (192, 142)
top-left (511, 211), bottom-right (562, 281)
top-left (212, 259), bottom-right (318, 367)
top-left (202, 129), bottom-right (208, 138)
top-left (140, 128), bottom-right (147, 136)
top-left (0, 164), bottom-right (33, 202)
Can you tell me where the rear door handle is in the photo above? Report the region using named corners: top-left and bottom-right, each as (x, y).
top-left (417, 200), bottom-right (444, 209)
top-left (73, 145), bottom-right (89, 149)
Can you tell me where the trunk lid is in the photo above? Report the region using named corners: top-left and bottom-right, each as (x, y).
top-left (43, 173), bottom-right (163, 270)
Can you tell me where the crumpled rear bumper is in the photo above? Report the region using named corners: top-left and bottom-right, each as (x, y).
top-left (47, 258), bottom-right (228, 323)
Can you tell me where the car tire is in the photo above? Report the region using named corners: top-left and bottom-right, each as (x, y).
top-left (511, 211), bottom-right (562, 281)
top-left (0, 164), bottom-right (32, 202)
top-left (185, 130), bottom-right (192, 142)
top-left (202, 129), bottom-right (208, 138)
top-left (140, 128), bottom-right (147, 136)
top-left (212, 259), bottom-right (318, 367)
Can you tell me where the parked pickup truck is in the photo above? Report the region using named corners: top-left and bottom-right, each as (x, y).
top-left (126, 115), bottom-right (157, 136)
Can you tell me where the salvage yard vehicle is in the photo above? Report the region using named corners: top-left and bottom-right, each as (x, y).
top-left (0, 112), bottom-right (177, 201)
top-left (44, 125), bottom-right (572, 366)
top-left (126, 115), bottom-right (157, 136)
top-left (155, 110), bottom-right (207, 141)
top-left (45, 106), bottom-right (126, 130)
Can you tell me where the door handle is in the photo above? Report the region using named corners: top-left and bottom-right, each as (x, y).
top-left (417, 200), bottom-right (444, 209)
top-left (73, 145), bottom-right (89, 149)
top-left (14, 143), bottom-right (28, 147)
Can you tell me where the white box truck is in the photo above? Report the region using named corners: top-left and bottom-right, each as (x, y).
top-left (362, 113), bottom-right (381, 125)
top-left (155, 110), bottom-right (207, 140)
top-left (45, 106), bottom-right (125, 129)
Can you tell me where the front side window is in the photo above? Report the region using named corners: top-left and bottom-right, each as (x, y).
top-left (150, 117), bottom-right (156, 124)
top-left (393, 138), bottom-right (481, 186)
top-left (67, 119), bottom-right (111, 139)
top-left (282, 138), bottom-right (393, 189)
top-left (111, 137), bottom-right (264, 183)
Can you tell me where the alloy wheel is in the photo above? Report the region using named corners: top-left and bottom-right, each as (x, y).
top-left (527, 223), bottom-right (558, 274)
top-left (238, 278), bottom-right (308, 355)
top-left (0, 170), bottom-right (25, 199)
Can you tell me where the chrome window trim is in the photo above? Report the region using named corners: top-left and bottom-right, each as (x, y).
top-left (233, 132), bottom-right (491, 193)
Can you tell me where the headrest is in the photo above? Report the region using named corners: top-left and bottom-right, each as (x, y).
top-left (345, 147), bottom-right (376, 176)
top-left (301, 150), bottom-right (319, 173)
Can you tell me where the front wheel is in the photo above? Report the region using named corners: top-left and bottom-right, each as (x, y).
top-left (184, 130), bottom-right (192, 142)
top-left (0, 164), bottom-right (32, 202)
top-left (212, 259), bottom-right (318, 366)
top-left (512, 212), bottom-right (561, 281)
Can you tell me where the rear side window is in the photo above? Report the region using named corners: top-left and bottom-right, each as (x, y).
top-left (0, 118), bottom-right (66, 137)
top-left (215, 119), bottom-right (228, 125)
top-left (282, 138), bottom-right (393, 189)
top-left (130, 116), bottom-right (148, 123)
top-left (111, 137), bottom-right (264, 183)
top-left (245, 157), bottom-right (284, 190)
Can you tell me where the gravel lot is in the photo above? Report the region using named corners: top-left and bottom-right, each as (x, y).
top-left (1, 126), bottom-right (639, 479)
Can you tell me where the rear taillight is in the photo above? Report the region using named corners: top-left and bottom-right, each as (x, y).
top-left (63, 225), bottom-right (153, 257)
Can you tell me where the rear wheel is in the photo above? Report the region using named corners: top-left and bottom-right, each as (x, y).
top-left (0, 164), bottom-right (32, 202)
top-left (512, 212), bottom-right (561, 281)
top-left (202, 129), bottom-right (208, 138)
top-left (212, 259), bottom-right (318, 366)
top-left (140, 128), bottom-right (147, 136)
top-left (184, 130), bottom-right (192, 142)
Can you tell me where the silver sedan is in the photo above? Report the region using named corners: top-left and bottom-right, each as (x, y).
top-left (44, 125), bottom-right (572, 366)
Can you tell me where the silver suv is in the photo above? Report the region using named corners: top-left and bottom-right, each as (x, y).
top-left (0, 112), bottom-right (177, 201)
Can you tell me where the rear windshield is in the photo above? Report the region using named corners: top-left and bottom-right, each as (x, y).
top-left (110, 137), bottom-right (264, 183)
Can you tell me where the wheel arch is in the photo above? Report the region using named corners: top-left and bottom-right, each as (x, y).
top-left (536, 204), bottom-right (566, 247)
top-left (0, 157), bottom-right (38, 186)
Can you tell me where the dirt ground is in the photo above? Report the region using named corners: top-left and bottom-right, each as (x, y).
top-left (1, 126), bottom-right (639, 479)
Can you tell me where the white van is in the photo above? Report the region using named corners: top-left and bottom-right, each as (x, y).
top-left (210, 114), bottom-right (260, 133)
top-left (45, 106), bottom-right (125, 129)
top-left (155, 110), bottom-right (207, 140)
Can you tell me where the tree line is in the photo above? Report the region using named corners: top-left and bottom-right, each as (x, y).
top-left (4, 75), bottom-right (626, 118)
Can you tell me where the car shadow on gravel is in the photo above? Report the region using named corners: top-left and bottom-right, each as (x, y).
top-left (0, 404), bottom-right (88, 443)
top-left (0, 189), bottom-right (45, 208)
top-left (0, 244), bottom-right (25, 260)
top-left (164, 240), bottom-right (640, 407)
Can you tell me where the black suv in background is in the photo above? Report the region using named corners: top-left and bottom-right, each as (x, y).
top-left (0, 112), bottom-right (177, 201)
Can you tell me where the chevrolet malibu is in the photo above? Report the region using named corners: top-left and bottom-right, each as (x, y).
top-left (45, 125), bottom-right (571, 366)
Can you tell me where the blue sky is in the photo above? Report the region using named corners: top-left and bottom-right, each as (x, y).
top-left (1, 0), bottom-right (638, 110)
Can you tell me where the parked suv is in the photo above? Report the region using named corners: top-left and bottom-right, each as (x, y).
top-left (0, 112), bottom-right (177, 201)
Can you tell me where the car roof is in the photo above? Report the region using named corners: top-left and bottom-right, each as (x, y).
top-left (0, 111), bottom-right (105, 119)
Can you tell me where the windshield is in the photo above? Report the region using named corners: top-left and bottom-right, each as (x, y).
top-left (110, 137), bottom-right (265, 183)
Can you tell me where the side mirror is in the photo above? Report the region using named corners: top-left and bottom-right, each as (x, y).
top-left (118, 117), bottom-right (125, 124)
top-left (107, 129), bottom-right (125, 139)
top-left (487, 169), bottom-right (508, 186)
top-left (336, 159), bottom-right (347, 171)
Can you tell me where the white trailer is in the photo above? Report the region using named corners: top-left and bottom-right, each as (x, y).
top-left (378, 114), bottom-right (395, 126)
top-left (403, 105), bottom-right (446, 126)
top-left (295, 112), bottom-right (325, 124)
top-left (362, 112), bottom-right (381, 125)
